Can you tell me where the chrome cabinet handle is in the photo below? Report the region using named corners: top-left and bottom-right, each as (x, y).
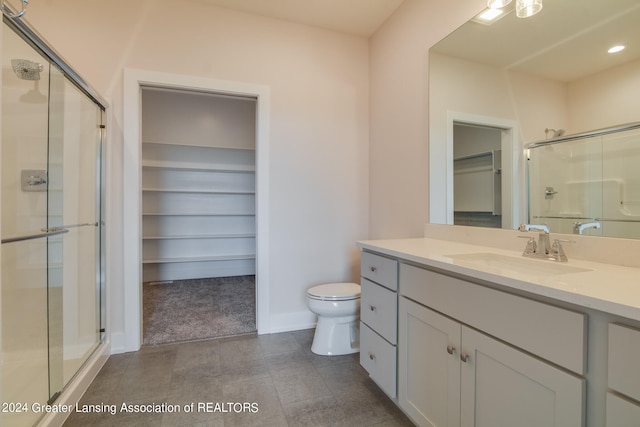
top-left (369, 352), bottom-right (375, 361)
top-left (369, 305), bottom-right (376, 312)
top-left (369, 266), bottom-right (377, 272)
top-left (447, 345), bottom-right (455, 355)
top-left (460, 353), bottom-right (470, 363)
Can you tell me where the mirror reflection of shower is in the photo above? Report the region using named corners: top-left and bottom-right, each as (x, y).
top-left (11, 58), bottom-right (47, 103)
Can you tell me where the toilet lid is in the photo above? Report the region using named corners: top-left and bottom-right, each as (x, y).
top-left (307, 282), bottom-right (361, 301)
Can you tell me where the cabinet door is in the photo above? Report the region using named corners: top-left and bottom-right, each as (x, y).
top-left (399, 298), bottom-right (461, 427)
top-left (608, 323), bottom-right (640, 401)
top-left (606, 392), bottom-right (640, 427)
top-left (460, 327), bottom-right (585, 427)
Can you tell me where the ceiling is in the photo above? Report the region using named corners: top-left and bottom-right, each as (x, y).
top-left (431, 0), bottom-right (640, 82)
top-left (197, 0), bottom-right (405, 37)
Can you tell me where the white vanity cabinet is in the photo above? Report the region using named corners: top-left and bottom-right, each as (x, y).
top-left (358, 238), bottom-right (640, 427)
top-left (399, 296), bottom-right (584, 427)
top-left (359, 251), bottom-right (398, 398)
top-left (398, 262), bottom-right (586, 427)
top-left (606, 323), bottom-right (640, 427)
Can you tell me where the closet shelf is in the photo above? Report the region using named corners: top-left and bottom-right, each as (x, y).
top-left (143, 233), bottom-right (255, 240)
top-left (142, 254), bottom-right (256, 264)
top-left (453, 151), bottom-right (493, 162)
top-left (142, 160), bottom-right (255, 173)
top-left (142, 212), bottom-right (255, 217)
top-left (142, 140), bottom-right (256, 151)
top-left (141, 109), bottom-right (256, 281)
top-left (142, 187), bottom-right (255, 195)
top-left (453, 165), bottom-right (493, 175)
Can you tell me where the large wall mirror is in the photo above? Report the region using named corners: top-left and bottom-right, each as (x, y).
top-left (428, 0), bottom-right (640, 238)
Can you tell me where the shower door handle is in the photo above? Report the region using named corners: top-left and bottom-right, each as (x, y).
top-left (42, 222), bottom-right (98, 231)
top-left (1, 228), bottom-right (69, 244)
top-left (1, 222), bottom-right (97, 244)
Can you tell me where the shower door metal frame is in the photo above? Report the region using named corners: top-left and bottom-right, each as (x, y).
top-left (3, 11), bottom-right (108, 108)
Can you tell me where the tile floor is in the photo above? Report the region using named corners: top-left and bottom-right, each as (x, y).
top-left (63, 329), bottom-right (415, 426)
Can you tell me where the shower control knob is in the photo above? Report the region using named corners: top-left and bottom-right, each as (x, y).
top-left (27, 175), bottom-right (46, 185)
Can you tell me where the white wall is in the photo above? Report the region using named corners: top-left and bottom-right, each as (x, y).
top-left (369, 0), bottom-right (487, 238)
top-left (428, 47), bottom-right (640, 148)
top-left (568, 58), bottom-right (640, 132)
top-left (25, 0), bottom-right (370, 345)
top-left (141, 89), bottom-right (257, 150)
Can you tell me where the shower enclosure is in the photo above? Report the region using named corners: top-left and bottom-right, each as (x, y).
top-left (527, 123), bottom-right (640, 239)
top-left (1, 13), bottom-right (106, 427)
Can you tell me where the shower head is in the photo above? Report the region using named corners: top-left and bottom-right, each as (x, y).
top-left (545, 128), bottom-right (566, 139)
top-left (11, 59), bottom-right (43, 80)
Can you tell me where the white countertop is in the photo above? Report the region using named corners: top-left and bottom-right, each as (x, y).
top-left (358, 238), bottom-right (640, 322)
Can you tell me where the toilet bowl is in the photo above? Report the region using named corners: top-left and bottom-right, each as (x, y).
top-left (306, 282), bottom-right (361, 356)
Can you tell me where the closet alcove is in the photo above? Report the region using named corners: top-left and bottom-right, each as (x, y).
top-left (140, 87), bottom-right (257, 344)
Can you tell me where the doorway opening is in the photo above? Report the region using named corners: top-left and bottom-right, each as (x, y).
top-left (453, 122), bottom-right (503, 228)
top-left (140, 87), bottom-right (256, 345)
top-left (123, 69), bottom-right (270, 352)
top-left (435, 111), bottom-right (522, 230)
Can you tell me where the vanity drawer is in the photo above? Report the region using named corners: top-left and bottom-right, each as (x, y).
top-left (360, 322), bottom-right (396, 398)
top-left (361, 251), bottom-right (398, 291)
top-left (361, 278), bottom-right (397, 344)
top-left (400, 263), bottom-right (587, 375)
top-left (606, 393), bottom-right (640, 427)
top-left (608, 323), bottom-right (640, 401)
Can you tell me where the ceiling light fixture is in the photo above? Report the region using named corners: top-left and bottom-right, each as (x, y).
top-left (472, 8), bottom-right (505, 25)
top-left (608, 45), bottom-right (625, 54)
top-left (487, 0), bottom-right (512, 8)
top-left (516, 0), bottom-right (543, 18)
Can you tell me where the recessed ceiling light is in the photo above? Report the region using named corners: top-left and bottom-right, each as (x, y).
top-left (472, 8), bottom-right (505, 25)
top-left (608, 45), bottom-right (625, 54)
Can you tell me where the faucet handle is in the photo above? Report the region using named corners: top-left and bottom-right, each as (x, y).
top-left (518, 235), bottom-right (537, 255)
top-left (550, 239), bottom-right (574, 262)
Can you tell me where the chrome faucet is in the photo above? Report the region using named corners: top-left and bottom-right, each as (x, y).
top-left (573, 221), bottom-right (601, 235)
top-left (518, 224), bottom-right (571, 262)
top-left (518, 224), bottom-right (551, 257)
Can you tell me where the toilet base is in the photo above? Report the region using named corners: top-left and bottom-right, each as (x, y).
top-left (311, 315), bottom-right (360, 356)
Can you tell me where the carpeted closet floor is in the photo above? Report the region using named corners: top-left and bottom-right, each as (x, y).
top-left (143, 275), bottom-right (256, 345)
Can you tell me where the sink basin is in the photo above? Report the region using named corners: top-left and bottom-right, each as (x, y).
top-left (446, 253), bottom-right (591, 277)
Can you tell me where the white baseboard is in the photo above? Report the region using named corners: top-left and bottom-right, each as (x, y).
top-left (267, 310), bottom-right (317, 334)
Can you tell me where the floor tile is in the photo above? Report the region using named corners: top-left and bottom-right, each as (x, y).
top-left (63, 329), bottom-right (415, 426)
top-left (281, 395), bottom-right (347, 426)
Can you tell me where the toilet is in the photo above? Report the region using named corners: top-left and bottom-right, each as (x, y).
top-left (306, 282), bottom-right (361, 356)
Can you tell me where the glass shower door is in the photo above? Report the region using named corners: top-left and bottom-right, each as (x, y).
top-left (1, 20), bottom-right (104, 426)
top-left (46, 63), bottom-right (104, 399)
top-left (1, 23), bottom-right (53, 427)
top-left (528, 136), bottom-right (603, 234)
